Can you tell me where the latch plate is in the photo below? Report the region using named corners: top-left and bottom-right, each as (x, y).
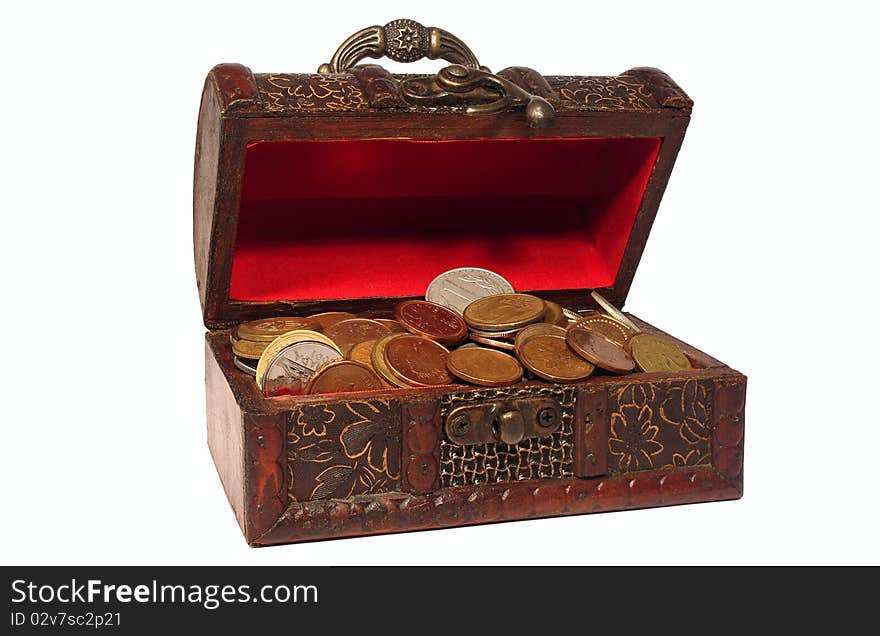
top-left (444, 397), bottom-right (562, 446)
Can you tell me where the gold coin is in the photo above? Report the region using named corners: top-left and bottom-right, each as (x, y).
top-left (447, 346), bottom-right (523, 387)
top-left (255, 329), bottom-right (341, 387)
top-left (305, 360), bottom-right (384, 395)
top-left (542, 300), bottom-right (568, 326)
top-left (628, 333), bottom-right (692, 372)
top-left (348, 340), bottom-right (394, 387)
top-left (517, 334), bottom-right (595, 382)
top-left (237, 317), bottom-right (323, 342)
top-left (307, 311), bottom-right (357, 331)
top-left (514, 323), bottom-right (567, 354)
top-left (574, 315), bottom-right (635, 348)
top-left (347, 339), bottom-right (376, 365)
top-left (463, 293), bottom-right (546, 331)
top-left (370, 332), bottom-right (411, 388)
top-left (232, 338), bottom-right (270, 360)
top-left (589, 291), bottom-right (641, 333)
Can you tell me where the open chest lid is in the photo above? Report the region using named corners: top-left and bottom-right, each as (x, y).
top-left (194, 19), bottom-right (692, 329)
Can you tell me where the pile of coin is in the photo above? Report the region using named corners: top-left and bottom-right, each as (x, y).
top-left (230, 268), bottom-right (693, 397)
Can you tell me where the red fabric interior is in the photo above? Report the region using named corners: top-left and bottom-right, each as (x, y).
top-left (230, 137), bottom-right (662, 301)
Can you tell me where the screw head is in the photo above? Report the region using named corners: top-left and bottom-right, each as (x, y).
top-left (451, 416), bottom-right (469, 436)
top-left (537, 407), bottom-right (558, 427)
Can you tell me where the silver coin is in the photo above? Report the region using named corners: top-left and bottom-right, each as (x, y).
top-left (234, 356), bottom-right (258, 376)
top-left (259, 341), bottom-right (342, 395)
top-left (425, 267), bottom-right (515, 315)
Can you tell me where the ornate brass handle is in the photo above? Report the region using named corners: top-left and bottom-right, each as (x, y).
top-left (318, 18), bottom-right (487, 74)
top-left (401, 65), bottom-right (556, 127)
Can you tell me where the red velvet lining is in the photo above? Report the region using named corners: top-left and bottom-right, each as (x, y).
top-left (230, 137), bottom-right (661, 301)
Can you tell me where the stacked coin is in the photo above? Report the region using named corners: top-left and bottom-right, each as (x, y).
top-left (229, 270), bottom-right (694, 397)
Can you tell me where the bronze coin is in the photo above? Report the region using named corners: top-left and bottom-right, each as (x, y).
top-left (383, 335), bottom-right (454, 387)
top-left (463, 293), bottom-right (546, 331)
top-left (514, 323), bottom-right (567, 354)
top-left (237, 316), bottom-right (323, 342)
top-left (232, 338), bottom-right (270, 360)
top-left (447, 347), bottom-right (523, 387)
top-left (305, 360), bottom-right (385, 395)
top-left (517, 334), bottom-right (595, 382)
top-left (395, 300), bottom-right (468, 346)
top-left (371, 333), bottom-right (411, 388)
top-left (542, 300), bottom-right (568, 326)
top-left (574, 315), bottom-right (636, 347)
top-left (628, 333), bottom-right (692, 372)
top-left (375, 319), bottom-right (407, 333)
top-left (307, 311), bottom-right (357, 331)
top-left (325, 318), bottom-right (391, 356)
top-left (469, 333), bottom-right (516, 351)
top-left (566, 325), bottom-right (635, 374)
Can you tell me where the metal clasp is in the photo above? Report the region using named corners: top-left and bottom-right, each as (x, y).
top-left (444, 397), bottom-right (562, 446)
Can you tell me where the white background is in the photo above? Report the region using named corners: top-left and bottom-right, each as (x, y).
top-left (2, 1), bottom-right (877, 565)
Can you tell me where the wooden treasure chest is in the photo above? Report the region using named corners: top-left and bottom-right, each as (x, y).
top-left (194, 19), bottom-right (747, 546)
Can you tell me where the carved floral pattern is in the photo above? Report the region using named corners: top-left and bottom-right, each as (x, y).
top-left (259, 74), bottom-right (368, 112)
top-left (252, 73), bottom-right (667, 114)
top-left (548, 74), bottom-right (659, 111)
top-left (288, 400), bottom-right (400, 502)
top-left (607, 380), bottom-right (713, 473)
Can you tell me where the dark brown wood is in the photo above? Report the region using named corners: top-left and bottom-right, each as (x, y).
top-left (255, 469), bottom-right (738, 546)
top-left (713, 376), bottom-right (746, 494)
top-left (401, 401), bottom-right (441, 494)
top-left (574, 387), bottom-right (608, 478)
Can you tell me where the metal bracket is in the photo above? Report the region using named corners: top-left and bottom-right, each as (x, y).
top-left (444, 397), bottom-right (562, 446)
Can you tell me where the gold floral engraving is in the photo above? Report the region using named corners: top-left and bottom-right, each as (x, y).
top-left (288, 399), bottom-right (400, 502)
top-left (608, 380), bottom-right (713, 473)
top-left (259, 74), bottom-right (368, 112)
top-left (551, 74), bottom-right (658, 111)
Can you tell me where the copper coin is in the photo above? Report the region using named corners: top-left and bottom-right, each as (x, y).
top-left (383, 335), bottom-right (454, 387)
top-left (517, 334), bottom-right (595, 382)
top-left (463, 293), bottom-right (546, 331)
top-left (575, 315), bottom-right (636, 347)
top-left (371, 333), bottom-right (411, 388)
top-left (307, 311), bottom-right (357, 331)
top-left (324, 318), bottom-right (391, 356)
top-left (232, 338), bottom-right (270, 360)
top-left (237, 316), bottom-right (323, 342)
top-left (514, 323), bottom-right (567, 353)
top-left (447, 346), bottom-right (523, 387)
top-left (542, 300), bottom-right (568, 326)
top-left (375, 319), bottom-right (407, 333)
top-left (469, 333), bottom-right (516, 351)
top-left (395, 300), bottom-right (468, 346)
top-left (305, 360), bottom-right (385, 395)
top-left (566, 325), bottom-right (635, 374)
top-left (628, 333), bottom-right (692, 372)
